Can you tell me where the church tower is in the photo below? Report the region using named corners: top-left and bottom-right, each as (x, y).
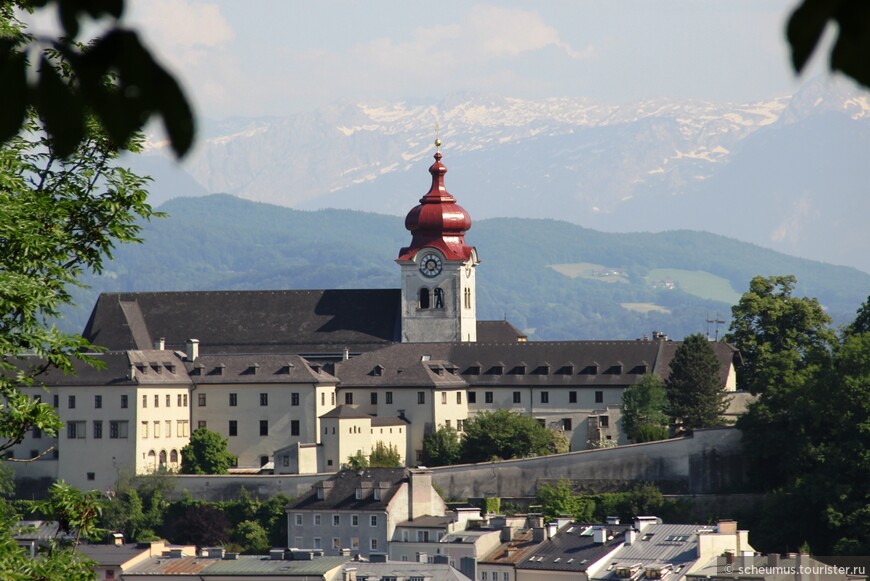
top-left (397, 141), bottom-right (479, 343)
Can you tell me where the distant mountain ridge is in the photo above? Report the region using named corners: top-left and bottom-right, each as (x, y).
top-left (133, 78), bottom-right (870, 272)
top-left (62, 195), bottom-right (870, 342)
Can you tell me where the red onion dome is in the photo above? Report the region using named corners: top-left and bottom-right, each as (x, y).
top-left (397, 148), bottom-right (474, 262)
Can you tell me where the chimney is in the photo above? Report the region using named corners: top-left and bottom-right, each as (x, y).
top-left (154, 337), bottom-right (165, 350)
top-left (767, 554), bottom-right (779, 567)
top-left (343, 347), bottom-right (350, 361)
top-left (725, 551), bottom-right (735, 564)
top-left (593, 527), bottom-right (607, 544)
top-left (409, 469), bottom-right (433, 520)
top-left (433, 554), bottom-right (449, 564)
top-left (606, 516), bottom-right (620, 525)
top-left (625, 529), bottom-right (637, 546)
top-left (369, 553), bottom-right (388, 563)
top-left (416, 551), bottom-right (427, 563)
top-left (460, 556), bottom-right (478, 581)
top-left (532, 527), bottom-right (545, 542)
top-left (546, 522), bottom-right (558, 539)
top-left (717, 520), bottom-right (737, 535)
top-left (111, 532), bottom-right (124, 546)
top-left (500, 526), bottom-right (516, 542)
top-left (186, 339), bottom-right (199, 361)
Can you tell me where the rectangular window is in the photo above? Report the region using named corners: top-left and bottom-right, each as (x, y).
top-left (154, 394), bottom-right (159, 407)
top-left (370, 538), bottom-right (378, 550)
top-left (260, 393), bottom-right (268, 406)
top-left (370, 392), bottom-right (378, 405)
top-left (417, 391), bottom-right (425, 404)
top-left (569, 391), bottom-right (578, 404)
top-left (229, 393), bottom-right (238, 407)
top-left (313, 537), bottom-right (321, 550)
top-left (331, 392), bottom-right (335, 405)
top-left (333, 514), bottom-right (340, 526)
top-left (441, 392), bottom-right (447, 404)
top-left (291, 420), bottom-right (300, 436)
top-left (197, 420), bottom-right (207, 430)
top-left (345, 392), bottom-right (353, 405)
top-left (66, 421), bottom-right (85, 439)
top-left (600, 415), bottom-right (610, 428)
top-left (198, 393), bottom-right (206, 407)
top-left (109, 421), bottom-right (128, 439)
top-left (166, 394), bottom-right (171, 407)
top-left (153, 421), bottom-right (160, 438)
top-left (541, 391), bottom-right (549, 404)
top-left (351, 537), bottom-right (359, 550)
top-left (165, 420), bottom-right (172, 438)
top-left (183, 394), bottom-right (188, 407)
top-left (445, 419), bottom-right (451, 428)
top-left (229, 420), bottom-right (238, 437)
top-left (93, 421), bottom-right (103, 439)
top-left (121, 394), bottom-right (128, 408)
top-left (513, 392), bottom-right (521, 404)
top-left (94, 395), bottom-right (102, 409)
top-left (468, 391), bottom-right (476, 404)
top-left (457, 419), bottom-right (464, 432)
top-left (141, 421), bottom-right (149, 438)
top-left (283, 455), bottom-right (289, 467)
top-left (333, 537), bottom-right (340, 549)
top-left (386, 392), bottom-right (393, 405)
top-left (562, 418), bottom-right (573, 431)
top-left (292, 393), bottom-right (300, 406)
top-left (68, 395), bottom-right (76, 409)
top-left (352, 515), bottom-right (359, 526)
top-left (142, 395), bottom-right (147, 408)
top-left (457, 392), bottom-right (462, 404)
top-left (260, 420), bottom-right (268, 436)
top-left (370, 515), bottom-right (378, 527)
top-left (178, 420), bottom-right (189, 437)
top-left (595, 391), bottom-right (604, 404)
top-left (485, 392), bottom-right (493, 404)
top-left (295, 514), bottom-right (302, 526)
top-left (314, 514), bottom-right (321, 526)
top-left (87, 472), bottom-right (95, 481)
top-left (53, 394), bottom-right (58, 408)
top-left (177, 394), bottom-right (183, 407)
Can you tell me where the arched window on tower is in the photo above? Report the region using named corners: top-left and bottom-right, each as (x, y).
top-left (433, 288), bottom-right (445, 309)
top-left (419, 288), bottom-right (430, 309)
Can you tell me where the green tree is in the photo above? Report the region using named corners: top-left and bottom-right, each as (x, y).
top-left (0, 0), bottom-right (194, 158)
top-left (421, 425), bottom-right (461, 466)
top-left (845, 294), bottom-right (870, 337)
top-left (346, 450), bottom-right (368, 471)
top-left (232, 520), bottom-right (270, 554)
top-left (460, 410), bottom-right (556, 463)
top-left (621, 374), bottom-right (669, 443)
top-left (164, 504), bottom-right (230, 548)
top-left (665, 333), bottom-right (728, 433)
top-left (31, 481), bottom-right (104, 548)
top-left (369, 442), bottom-right (402, 468)
top-left (726, 275), bottom-right (835, 395)
top-left (180, 428), bottom-right (236, 475)
top-left (535, 479), bottom-right (595, 521)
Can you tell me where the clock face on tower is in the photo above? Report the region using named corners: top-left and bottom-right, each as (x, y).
top-left (419, 253), bottom-right (443, 277)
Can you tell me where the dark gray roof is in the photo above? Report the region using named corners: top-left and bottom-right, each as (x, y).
top-left (77, 543), bottom-right (150, 566)
top-left (289, 468), bottom-right (410, 511)
top-left (517, 524), bottom-right (629, 572)
top-left (477, 320), bottom-right (527, 342)
top-left (320, 405), bottom-right (372, 419)
top-left (11, 351), bottom-right (190, 387)
top-left (333, 340), bottom-right (738, 389)
top-left (82, 290), bottom-right (402, 355)
top-left (186, 354), bottom-right (335, 384)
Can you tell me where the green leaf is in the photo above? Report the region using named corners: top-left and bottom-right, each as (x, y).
top-left (0, 41), bottom-right (27, 143)
top-left (36, 56), bottom-right (85, 158)
top-left (786, 0), bottom-right (837, 73)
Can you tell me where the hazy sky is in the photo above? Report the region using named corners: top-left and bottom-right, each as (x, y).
top-left (96, 0), bottom-right (831, 120)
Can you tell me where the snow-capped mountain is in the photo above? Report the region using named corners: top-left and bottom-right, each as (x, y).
top-left (135, 77), bottom-right (870, 272)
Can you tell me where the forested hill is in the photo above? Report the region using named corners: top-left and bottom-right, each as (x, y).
top-left (63, 194), bottom-right (870, 341)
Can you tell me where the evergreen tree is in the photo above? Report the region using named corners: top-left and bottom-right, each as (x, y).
top-left (180, 429), bottom-right (236, 475)
top-left (665, 334), bottom-right (728, 433)
top-left (621, 374), bottom-right (669, 443)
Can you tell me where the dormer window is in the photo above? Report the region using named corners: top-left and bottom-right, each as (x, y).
top-left (317, 487), bottom-right (325, 500)
top-left (373, 487), bottom-right (381, 500)
top-left (372, 365), bottom-right (384, 377)
top-left (355, 488), bottom-right (363, 499)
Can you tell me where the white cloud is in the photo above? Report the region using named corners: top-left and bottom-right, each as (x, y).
top-left (131, 0), bottom-right (234, 66)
